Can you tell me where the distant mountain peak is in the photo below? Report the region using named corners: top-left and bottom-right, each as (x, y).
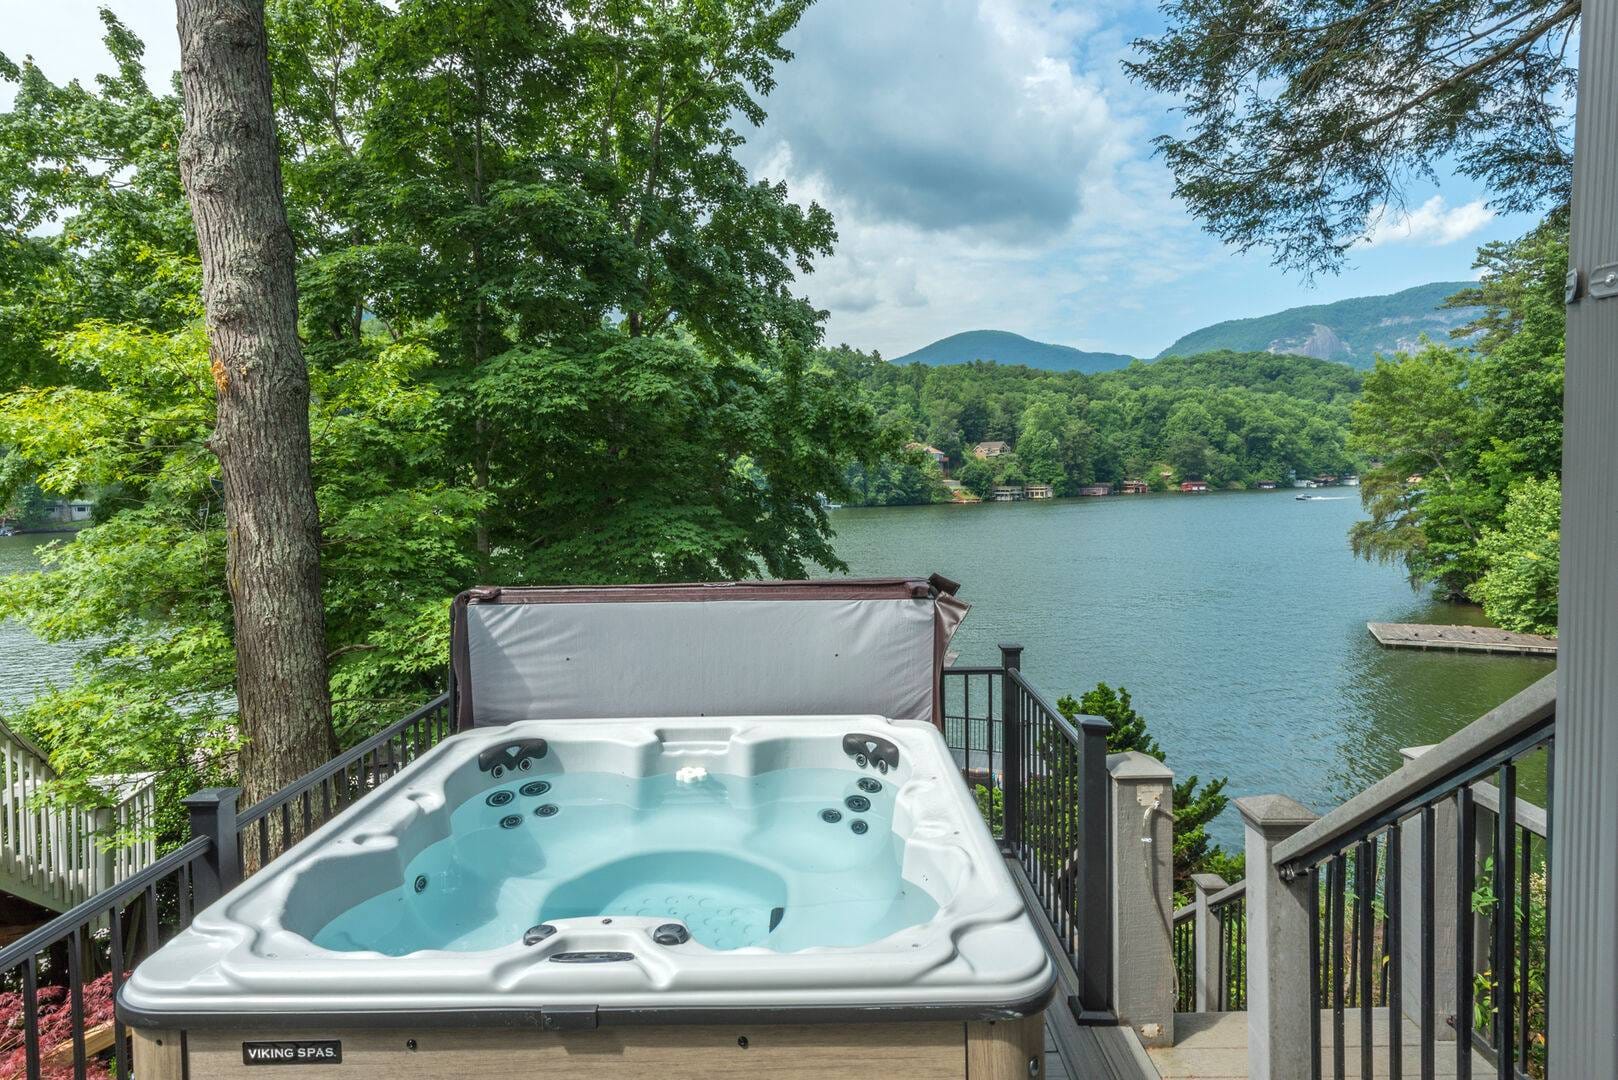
top-left (892, 329), bottom-right (1136, 374)
top-left (1156, 281), bottom-right (1480, 367)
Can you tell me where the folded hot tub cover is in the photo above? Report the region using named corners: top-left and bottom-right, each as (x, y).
top-left (450, 576), bottom-right (969, 731)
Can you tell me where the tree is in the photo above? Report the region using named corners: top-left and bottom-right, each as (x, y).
top-left (1347, 220), bottom-right (1565, 608)
top-left (175, 0), bottom-right (336, 799)
top-left (0, 11), bottom-right (193, 389)
top-left (956, 458), bottom-right (995, 499)
top-left (0, 306), bottom-right (476, 831)
top-left (1471, 476), bottom-right (1561, 634)
top-left (1347, 344), bottom-right (1493, 595)
top-left (1127, 0), bottom-right (1579, 274)
top-left (1058, 683), bottom-right (1242, 895)
top-left (0, 6), bottom-right (891, 828)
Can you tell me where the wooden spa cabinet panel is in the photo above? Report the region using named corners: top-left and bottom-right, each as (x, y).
top-left (140, 1013), bottom-right (1048, 1079)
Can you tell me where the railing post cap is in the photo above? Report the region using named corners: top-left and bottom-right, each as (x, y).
top-left (1190, 872), bottom-right (1229, 896)
top-left (1399, 744), bottom-right (1436, 762)
top-left (1072, 712), bottom-right (1112, 736)
top-left (997, 642), bottom-right (1023, 657)
top-left (1234, 793), bottom-right (1318, 835)
top-left (182, 787), bottom-right (241, 810)
top-left (1106, 750), bottom-right (1173, 781)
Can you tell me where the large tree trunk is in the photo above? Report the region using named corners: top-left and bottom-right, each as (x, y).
top-left (176, 0), bottom-right (337, 806)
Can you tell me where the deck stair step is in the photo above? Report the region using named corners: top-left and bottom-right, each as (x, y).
top-left (1146, 1009), bottom-right (1494, 1079)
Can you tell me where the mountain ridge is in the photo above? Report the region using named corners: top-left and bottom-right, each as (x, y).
top-left (891, 280), bottom-right (1483, 372)
top-left (890, 329), bottom-right (1136, 373)
top-left (1155, 280), bottom-right (1480, 365)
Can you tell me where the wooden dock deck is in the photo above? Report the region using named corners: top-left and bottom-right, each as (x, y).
top-left (1366, 622), bottom-right (1557, 657)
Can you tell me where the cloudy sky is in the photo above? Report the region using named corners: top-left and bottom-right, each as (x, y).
top-left (4, 0), bottom-right (1537, 358)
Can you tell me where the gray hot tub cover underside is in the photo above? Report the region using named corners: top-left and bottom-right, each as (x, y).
top-left (451, 577), bottom-right (969, 731)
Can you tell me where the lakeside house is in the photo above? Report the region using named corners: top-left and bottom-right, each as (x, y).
top-left (49, 500), bottom-right (93, 524)
top-left (1079, 483), bottom-right (1113, 497)
top-left (1024, 483), bottom-right (1054, 499)
top-left (1179, 480), bottom-right (1209, 493)
top-left (907, 442), bottom-right (950, 473)
top-left (972, 440), bottom-right (1011, 459)
top-left (990, 484), bottom-right (1023, 501)
top-left (1120, 479), bottom-right (1149, 494)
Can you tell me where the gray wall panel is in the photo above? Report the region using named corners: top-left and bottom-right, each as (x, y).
top-left (1553, 0), bottom-right (1618, 1071)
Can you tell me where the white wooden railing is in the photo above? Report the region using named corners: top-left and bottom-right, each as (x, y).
top-left (1, 718), bottom-right (157, 912)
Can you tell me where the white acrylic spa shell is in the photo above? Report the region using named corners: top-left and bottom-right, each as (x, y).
top-left (119, 716), bottom-right (1054, 1022)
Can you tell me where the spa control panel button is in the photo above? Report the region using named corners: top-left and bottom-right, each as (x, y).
top-left (522, 923), bottom-right (558, 946)
top-left (241, 1041), bottom-right (342, 1066)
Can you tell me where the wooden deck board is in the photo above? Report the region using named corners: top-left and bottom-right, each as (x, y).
top-left (1367, 622), bottom-right (1557, 656)
top-left (1147, 1010), bottom-right (1493, 1079)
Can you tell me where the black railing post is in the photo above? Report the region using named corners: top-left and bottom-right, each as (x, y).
top-left (1075, 712), bottom-right (1113, 1012)
top-left (184, 787), bottom-right (242, 909)
top-left (999, 644), bottom-right (1024, 855)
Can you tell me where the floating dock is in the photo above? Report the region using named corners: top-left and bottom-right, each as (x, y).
top-left (1367, 622), bottom-right (1558, 656)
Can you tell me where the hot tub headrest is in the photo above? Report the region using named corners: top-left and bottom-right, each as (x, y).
top-left (450, 578), bottom-right (969, 730)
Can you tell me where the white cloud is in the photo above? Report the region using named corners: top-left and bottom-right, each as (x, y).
top-left (750, 0), bottom-right (1122, 242)
top-left (1365, 196), bottom-right (1496, 248)
top-left (751, 0), bottom-right (1216, 356)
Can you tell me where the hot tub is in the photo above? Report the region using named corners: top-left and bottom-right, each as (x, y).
top-left (118, 580), bottom-right (1057, 1079)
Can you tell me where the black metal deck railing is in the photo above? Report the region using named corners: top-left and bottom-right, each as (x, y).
top-left (942, 645), bottom-right (1114, 1017)
top-left (1173, 881), bottom-right (1247, 1013)
top-left (1273, 679), bottom-right (1555, 1080)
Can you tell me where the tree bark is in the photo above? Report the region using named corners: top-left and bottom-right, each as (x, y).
top-left (176, 0), bottom-right (337, 805)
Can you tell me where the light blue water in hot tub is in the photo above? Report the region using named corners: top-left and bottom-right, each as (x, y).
top-left (311, 769), bottom-right (940, 955)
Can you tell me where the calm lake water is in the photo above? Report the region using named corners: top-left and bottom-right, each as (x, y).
top-left (0, 533), bottom-right (83, 711)
top-left (3, 494), bottom-right (1550, 847)
top-left (828, 491), bottom-right (1549, 846)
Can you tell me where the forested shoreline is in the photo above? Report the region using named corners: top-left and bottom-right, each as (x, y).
top-left (830, 347), bottom-right (1362, 504)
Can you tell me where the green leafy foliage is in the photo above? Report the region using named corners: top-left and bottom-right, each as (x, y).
top-left (834, 347), bottom-right (1359, 499)
top-left (1127, 0), bottom-right (1577, 274)
top-left (1470, 477), bottom-right (1560, 635)
top-left (0, 3), bottom-right (886, 832)
top-left (1347, 217), bottom-right (1565, 625)
top-left (0, 308), bottom-right (479, 827)
top-left (1057, 683), bottom-right (1242, 897)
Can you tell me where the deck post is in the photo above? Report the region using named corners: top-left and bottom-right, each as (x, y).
top-left (1396, 746), bottom-right (1459, 1040)
top-left (998, 644), bottom-right (1023, 855)
top-left (183, 788), bottom-right (241, 909)
top-left (1190, 873), bottom-right (1229, 1012)
top-left (1107, 751), bottom-right (1174, 1047)
top-left (1237, 795), bottom-right (1319, 1080)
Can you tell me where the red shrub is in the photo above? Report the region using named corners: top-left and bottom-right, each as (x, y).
top-left (0, 974), bottom-right (121, 1080)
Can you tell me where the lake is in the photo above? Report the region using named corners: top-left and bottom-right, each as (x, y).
top-left (827, 490), bottom-right (1549, 846)
top-left (0, 533), bottom-right (83, 711)
top-left (2, 493), bottom-right (1550, 847)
